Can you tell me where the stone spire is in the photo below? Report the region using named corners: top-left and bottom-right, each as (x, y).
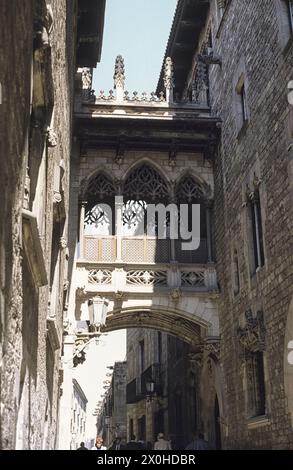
top-left (164, 57), bottom-right (174, 103)
top-left (114, 55), bottom-right (125, 101)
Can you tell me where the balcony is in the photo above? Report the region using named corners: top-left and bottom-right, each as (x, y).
top-left (81, 235), bottom-right (209, 265)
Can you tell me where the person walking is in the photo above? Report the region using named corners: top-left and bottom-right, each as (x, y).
top-left (76, 441), bottom-right (88, 450)
top-left (185, 432), bottom-right (210, 450)
top-left (154, 433), bottom-right (172, 450)
top-left (126, 435), bottom-right (143, 450)
top-left (91, 435), bottom-right (107, 450)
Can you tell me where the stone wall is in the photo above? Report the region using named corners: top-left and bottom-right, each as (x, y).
top-left (0, 0), bottom-right (76, 449)
top-left (207, 0), bottom-right (293, 449)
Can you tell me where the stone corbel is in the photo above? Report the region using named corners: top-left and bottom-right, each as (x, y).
top-left (237, 308), bottom-right (266, 355)
top-left (168, 140), bottom-right (178, 167)
top-left (46, 127), bottom-right (58, 147)
top-left (22, 209), bottom-right (48, 287)
top-left (169, 288), bottom-right (182, 302)
top-left (115, 137), bottom-right (126, 165)
top-left (47, 316), bottom-right (61, 350)
top-left (204, 336), bottom-right (221, 360)
top-left (34, 1), bottom-right (53, 51)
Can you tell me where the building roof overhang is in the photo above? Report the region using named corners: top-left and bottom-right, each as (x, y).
top-left (156, 0), bottom-right (210, 98)
top-left (76, 0), bottom-right (106, 68)
top-left (75, 102), bottom-right (220, 158)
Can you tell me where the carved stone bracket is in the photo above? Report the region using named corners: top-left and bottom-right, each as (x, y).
top-left (188, 347), bottom-right (204, 368)
top-left (246, 173), bottom-right (262, 202)
top-left (76, 286), bottom-right (88, 301)
top-left (59, 237), bottom-right (67, 249)
top-left (169, 288), bottom-right (182, 302)
top-left (237, 309), bottom-right (266, 356)
top-left (204, 337), bottom-right (221, 360)
top-left (46, 127), bottom-right (58, 147)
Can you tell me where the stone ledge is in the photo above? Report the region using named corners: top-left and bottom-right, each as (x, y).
top-left (247, 415), bottom-right (270, 430)
top-left (22, 209), bottom-right (48, 287)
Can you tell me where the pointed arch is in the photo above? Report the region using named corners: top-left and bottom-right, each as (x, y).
top-left (80, 169), bottom-right (117, 202)
top-left (175, 173), bottom-right (210, 202)
top-left (123, 161), bottom-right (170, 202)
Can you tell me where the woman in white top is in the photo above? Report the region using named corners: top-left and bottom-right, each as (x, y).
top-left (154, 433), bottom-right (172, 450)
top-left (91, 436), bottom-right (107, 450)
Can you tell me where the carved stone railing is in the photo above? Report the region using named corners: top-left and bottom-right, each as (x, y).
top-left (75, 263), bottom-right (218, 294)
top-left (90, 90), bottom-right (166, 103)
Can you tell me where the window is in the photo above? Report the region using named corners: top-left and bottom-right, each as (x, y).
top-left (235, 76), bottom-right (249, 131)
top-left (287, 0), bottom-right (293, 31)
top-left (248, 189), bottom-right (265, 272)
top-left (139, 340), bottom-right (145, 373)
top-left (246, 352), bottom-right (266, 418)
top-left (278, 1), bottom-right (293, 47)
top-left (216, 0), bottom-right (226, 22)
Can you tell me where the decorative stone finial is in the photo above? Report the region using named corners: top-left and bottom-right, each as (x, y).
top-left (114, 55), bottom-right (125, 89)
top-left (164, 57), bottom-right (174, 103)
top-left (164, 57), bottom-right (174, 90)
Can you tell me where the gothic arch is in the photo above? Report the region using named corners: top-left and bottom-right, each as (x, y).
top-left (122, 160), bottom-right (171, 202)
top-left (175, 171), bottom-right (212, 202)
top-left (80, 169), bottom-right (117, 201)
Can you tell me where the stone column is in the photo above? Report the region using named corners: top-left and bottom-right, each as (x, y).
top-left (206, 201), bottom-right (213, 263)
top-left (115, 196), bottom-right (123, 262)
top-left (79, 201), bottom-right (87, 259)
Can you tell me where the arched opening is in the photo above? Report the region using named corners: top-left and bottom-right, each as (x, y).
top-left (214, 395), bottom-right (222, 450)
top-left (175, 175), bottom-right (212, 264)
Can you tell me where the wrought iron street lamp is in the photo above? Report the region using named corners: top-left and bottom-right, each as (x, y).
top-left (146, 379), bottom-right (155, 402)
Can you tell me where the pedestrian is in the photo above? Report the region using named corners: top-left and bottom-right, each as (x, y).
top-left (126, 435), bottom-right (143, 450)
top-left (91, 435), bottom-right (107, 450)
top-left (185, 432), bottom-right (210, 450)
top-left (76, 441), bottom-right (88, 450)
top-left (154, 432), bottom-right (172, 450)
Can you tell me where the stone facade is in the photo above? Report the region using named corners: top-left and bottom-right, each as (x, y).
top-left (71, 379), bottom-right (88, 450)
top-left (210, 0), bottom-right (293, 449)
top-left (173, 0), bottom-right (293, 449)
top-left (0, 0), bottom-right (105, 450)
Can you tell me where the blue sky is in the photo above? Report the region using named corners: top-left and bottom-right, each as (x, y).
top-left (93, 0), bottom-right (178, 95)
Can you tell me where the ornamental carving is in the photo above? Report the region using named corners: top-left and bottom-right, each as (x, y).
top-left (46, 127), bottom-right (58, 147)
top-left (85, 173), bottom-right (116, 200)
top-left (124, 164), bottom-right (169, 201)
top-left (237, 309), bottom-right (266, 354)
top-left (76, 286), bottom-right (87, 301)
top-left (176, 176), bottom-right (206, 202)
top-left (88, 269), bottom-right (112, 285)
top-left (169, 288), bottom-right (182, 302)
top-left (181, 271), bottom-right (205, 288)
top-left (114, 55), bottom-right (125, 89)
top-left (126, 270), bottom-right (167, 286)
top-left (164, 57), bottom-right (174, 90)
top-left (81, 67), bottom-right (92, 90)
top-left (59, 237), bottom-right (67, 249)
